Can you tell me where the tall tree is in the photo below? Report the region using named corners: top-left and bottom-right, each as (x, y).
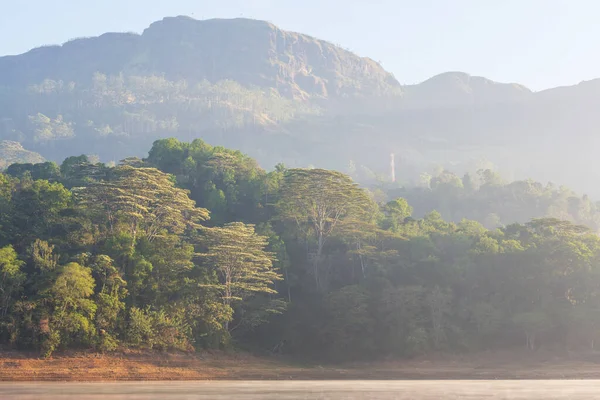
top-left (277, 169), bottom-right (374, 290)
top-left (200, 222), bottom-right (282, 330)
top-left (40, 262), bottom-right (97, 356)
top-left (0, 246), bottom-right (25, 319)
top-left (73, 166), bottom-right (209, 244)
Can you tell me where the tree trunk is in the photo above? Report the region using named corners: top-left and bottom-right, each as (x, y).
top-left (314, 231), bottom-right (325, 291)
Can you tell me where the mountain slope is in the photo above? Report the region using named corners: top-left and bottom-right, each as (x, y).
top-left (0, 17), bottom-right (600, 196)
top-left (0, 141), bottom-right (45, 169)
top-left (0, 16), bottom-right (400, 99)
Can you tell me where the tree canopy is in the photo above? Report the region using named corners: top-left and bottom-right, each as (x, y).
top-left (1, 141), bottom-right (600, 362)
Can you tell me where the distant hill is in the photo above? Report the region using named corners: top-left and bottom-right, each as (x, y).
top-left (0, 16), bottom-right (599, 196)
top-left (0, 141), bottom-right (44, 169)
top-left (401, 72), bottom-right (532, 109)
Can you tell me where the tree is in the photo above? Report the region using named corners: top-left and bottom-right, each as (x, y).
top-left (90, 254), bottom-right (127, 350)
top-left (375, 285), bottom-right (428, 356)
top-left (277, 169), bottom-right (374, 290)
top-left (430, 170), bottom-right (463, 190)
top-left (513, 311), bottom-right (551, 351)
top-left (146, 138), bottom-right (266, 225)
top-left (200, 222), bottom-right (282, 330)
top-left (41, 262), bottom-right (97, 356)
top-left (426, 286), bottom-right (453, 349)
top-left (73, 166), bottom-right (209, 244)
top-left (322, 285), bottom-right (375, 359)
top-left (0, 246), bottom-right (25, 318)
top-left (9, 179), bottom-right (71, 247)
top-left (382, 198), bottom-right (413, 231)
top-left (6, 162), bottom-right (61, 181)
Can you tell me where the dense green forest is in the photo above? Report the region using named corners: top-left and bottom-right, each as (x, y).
top-left (385, 168), bottom-right (600, 230)
top-left (1, 138), bottom-right (600, 361)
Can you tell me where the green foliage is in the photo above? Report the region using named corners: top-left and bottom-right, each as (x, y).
top-left (126, 307), bottom-right (153, 347)
top-left (41, 262), bottom-right (97, 356)
top-left (126, 306), bottom-right (192, 351)
top-left (200, 222), bottom-right (282, 331)
top-left (2, 141), bottom-right (600, 363)
top-left (147, 138), bottom-right (267, 225)
top-left (8, 178), bottom-right (71, 247)
top-left (392, 169), bottom-right (600, 230)
top-left (277, 168), bottom-right (376, 291)
top-left (382, 198), bottom-right (413, 231)
top-left (6, 161), bottom-right (61, 181)
top-left (322, 285), bottom-right (375, 359)
top-left (0, 245), bottom-right (25, 342)
top-left (73, 165), bottom-right (209, 243)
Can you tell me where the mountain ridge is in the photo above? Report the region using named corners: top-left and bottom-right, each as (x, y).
top-left (0, 16), bottom-right (401, 99)
top-left (2, 16), bottom-right (595, 97)
top-left (1, 16), bottom-right (600, 196)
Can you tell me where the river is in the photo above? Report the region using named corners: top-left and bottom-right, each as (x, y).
top-left (2, 380), bottom-right (600, 399)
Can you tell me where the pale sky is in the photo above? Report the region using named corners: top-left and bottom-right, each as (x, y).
top-left (0, 0), bottom-right (597, 91)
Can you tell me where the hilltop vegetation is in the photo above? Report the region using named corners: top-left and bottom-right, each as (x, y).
top-left (1, 140), bottom-right (600, 361)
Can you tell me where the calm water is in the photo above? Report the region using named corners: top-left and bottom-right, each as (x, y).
top-left (2, 380), bottom-right (600, 399)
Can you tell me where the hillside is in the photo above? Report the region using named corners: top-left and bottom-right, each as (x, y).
top-left (0, 16), bottom-right (599, 195)
top-left (0, 140), bottom-right (44, 168)
top-left (0, 16), bottom-right (400, 99)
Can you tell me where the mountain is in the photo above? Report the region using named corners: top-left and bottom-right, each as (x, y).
top-left (0, 16), bottom-right (599, 197)
top-left (0, 16), bottom-right (400, 99)
top-left (401, 72), bottom-right (532, 109)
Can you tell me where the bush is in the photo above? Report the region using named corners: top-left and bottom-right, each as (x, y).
top-left (41, 330), bottom-right (61, 358)
top-left (98, 333), bottom-right (119, 353)
top-left (126, 307), bottom-right (153, 347)
top-left (126, 306), bottom-right (192, 351)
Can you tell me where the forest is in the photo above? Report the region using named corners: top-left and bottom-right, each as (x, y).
top-left (385, 168), bottom-right (600, 230)
top-left (0, 137), bottom-right (599, 361)
top-left (0, 73), bottom-right (321, 164)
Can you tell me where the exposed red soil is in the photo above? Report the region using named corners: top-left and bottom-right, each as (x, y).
top-left (2, 349), bottom-right (600, 381)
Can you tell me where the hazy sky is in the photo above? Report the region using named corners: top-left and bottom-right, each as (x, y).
top-left (1, 0), bottom-right (597, 91)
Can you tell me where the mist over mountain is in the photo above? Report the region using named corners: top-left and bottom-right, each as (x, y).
top-left (0, 16), bottom-right (599, 196)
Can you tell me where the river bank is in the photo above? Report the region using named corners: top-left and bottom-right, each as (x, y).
top-left (2, 350), bottom-right (600, 381)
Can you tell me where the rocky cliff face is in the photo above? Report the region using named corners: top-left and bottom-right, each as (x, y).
top-left (0, 16), bottom-right (401, 99)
